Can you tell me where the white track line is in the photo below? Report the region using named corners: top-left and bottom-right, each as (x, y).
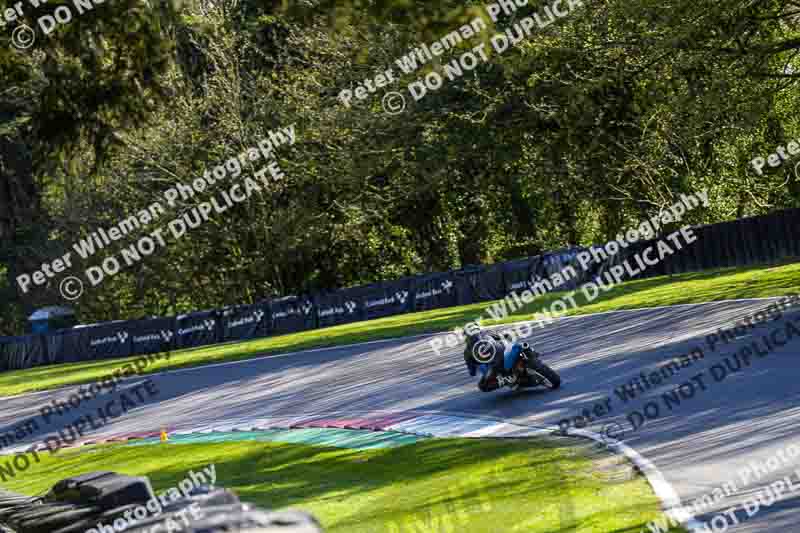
top-left (568, 427), bottom-right (705, 532)
top-left (50, 407), bottom-right (701, 532)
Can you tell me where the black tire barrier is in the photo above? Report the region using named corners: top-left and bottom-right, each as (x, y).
top-left (0, 472), bottom-right (324, 533)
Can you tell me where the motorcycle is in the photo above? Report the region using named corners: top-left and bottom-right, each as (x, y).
top-left (478, 341), bottom-right (561, 392)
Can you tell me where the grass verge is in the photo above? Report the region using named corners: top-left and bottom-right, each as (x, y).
top-left (1, 261), bottom-right (798, 397)
top-left (0, 437), bottom-right (684, 532)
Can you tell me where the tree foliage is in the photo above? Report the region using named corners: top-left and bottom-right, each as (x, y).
top-left (0, 0), bottom-right (798, 333)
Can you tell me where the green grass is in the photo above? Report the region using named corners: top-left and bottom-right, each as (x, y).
top-left (1, 261), bottom-right (798, 397)
top-left (0, 437), bottom-right (683, 533)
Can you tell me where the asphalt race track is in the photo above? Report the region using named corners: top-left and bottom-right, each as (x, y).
top-left (1, 299), bottom-right (799, 532)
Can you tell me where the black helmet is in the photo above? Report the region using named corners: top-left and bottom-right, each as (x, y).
top-left (466, 330), bottom-right (502, 365)
top-left (463, 322), bottom-right (482, 343)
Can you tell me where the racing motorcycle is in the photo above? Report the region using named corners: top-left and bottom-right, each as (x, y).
top-left (477, 340), bottom-right (561, 393)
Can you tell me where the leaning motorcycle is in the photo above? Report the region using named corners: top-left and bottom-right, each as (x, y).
top-left (478, 342), bottom-right (561, 392)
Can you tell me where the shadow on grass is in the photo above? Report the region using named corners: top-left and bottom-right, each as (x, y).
top-left (3, 436), bottom-right (676, 532)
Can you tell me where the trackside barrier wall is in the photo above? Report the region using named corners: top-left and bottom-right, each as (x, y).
top-left (605, 208), bottom-right (800, 281)
top-left (1, 208), bottom-right (798, 371)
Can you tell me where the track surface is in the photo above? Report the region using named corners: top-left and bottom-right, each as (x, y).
top-left (1, 300), bottom-right (799, 532)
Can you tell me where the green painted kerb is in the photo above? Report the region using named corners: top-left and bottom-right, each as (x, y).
top-left (126, 429), bottom-right (427, 450)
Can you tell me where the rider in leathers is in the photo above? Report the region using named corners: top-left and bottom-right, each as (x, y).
top-left (463, 328), bottom-right (525, 391)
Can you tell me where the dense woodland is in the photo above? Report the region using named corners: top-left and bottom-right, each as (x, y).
top-left (0, 0), bottom-right (799, 334)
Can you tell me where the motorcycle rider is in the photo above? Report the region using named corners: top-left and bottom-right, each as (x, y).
top-left (463, 324), bottom-right (524, 392)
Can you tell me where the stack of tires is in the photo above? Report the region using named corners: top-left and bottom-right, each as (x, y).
top-left (0, 472), bottom-right (322, 533)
